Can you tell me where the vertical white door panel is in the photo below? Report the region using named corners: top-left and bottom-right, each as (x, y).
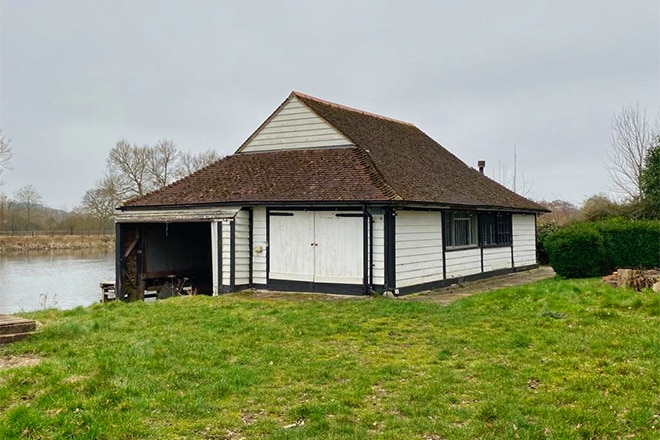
top-left (314, 212), bottom-right (363, 284)
top-left (269, 212), bottom-right (315, 282)
top-left (211, 221), bottom-right (220, 296)
top-left (268, 211), bottom-right (363, 286)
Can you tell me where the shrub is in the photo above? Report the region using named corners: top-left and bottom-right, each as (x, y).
top-left (544, 220), bottom-right (660, 278)
top-left (536, 220), bottom-right (559, 265)
top-left (544, 223), bottom-right (607, 278)
top-left (596, 220), bottom-right (660, 269)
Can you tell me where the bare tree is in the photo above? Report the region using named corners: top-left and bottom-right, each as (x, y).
top-left (493, 146), bottom-right (534, 197)
top-left (108, 140), bottom-right (151, 197)
top-left (0, 131), bottom-right (12, 177)
top-left (147, 139), bottom-right (179, 188)
top-left (0, 192), bottom-right (9, 231)
top-left (176, 149), bottom-right (221, 179)
top-left (14, 185), bottom-right (43, 231)
top-left (607, 104), bottom-right (657, 200)
top-left (89, 140), bottom-right (219, 212)
top-left (536, 199), bottom-right (579, 226)
top-left (80, 180), bottom-right (120, 232)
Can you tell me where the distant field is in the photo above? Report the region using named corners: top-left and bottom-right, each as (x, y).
top-left (0, 234), bottom-right (114, 254)
top-left (1, 278), bottom-right (659, 439)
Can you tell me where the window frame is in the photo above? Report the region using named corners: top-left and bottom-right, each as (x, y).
top-left (444, 210), bottom-right (478, 250)
top-left (478, 211), bottom-right (512, 247)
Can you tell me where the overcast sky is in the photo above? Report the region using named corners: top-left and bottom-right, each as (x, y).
top-left (1, 0), bottom-right (658, 209)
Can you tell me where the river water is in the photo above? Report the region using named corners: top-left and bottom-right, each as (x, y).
top-left (0, 250), bottom-right (115, 314)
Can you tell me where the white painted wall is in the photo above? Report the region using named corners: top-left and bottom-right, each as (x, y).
top-left (234, 210), bottom-right (251, 288)
top-left (445, 248), bottom-right (481, 279)
top-left (371, 212), bottom-right (385, 287)
top-left (513, 214), bottom-right (537, 267)
top-left (395, 211), bottom-right (443, 288)
top-left (239, 97), bottom-right (354, 153)
top-left (252, 207), bottom-right (267, 285)
top-left (221, 220), bottom-right (232, 288)
top-left (482, 246), bottom-right (512, 272)
top-left (211, 221), bottom-right (220, 296)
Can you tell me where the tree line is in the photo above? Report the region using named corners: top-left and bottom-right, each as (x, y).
top-left (0, 138), bottom-right (220, 234)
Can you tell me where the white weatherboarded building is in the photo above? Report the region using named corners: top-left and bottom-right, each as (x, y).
top-left (114, 92), bottom-right (546, 299)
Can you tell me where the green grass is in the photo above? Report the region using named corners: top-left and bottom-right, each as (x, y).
top-left (1, 278), bottom-right (660, 439)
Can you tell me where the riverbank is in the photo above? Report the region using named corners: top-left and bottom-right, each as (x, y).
top-left (0, 235), bottom-right (114, 254)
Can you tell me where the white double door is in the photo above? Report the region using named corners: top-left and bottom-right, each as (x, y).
top-left (269, 211), bottom-right (363, 285)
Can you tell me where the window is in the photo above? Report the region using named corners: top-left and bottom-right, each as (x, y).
top-left (479, 212), bottom-right (512, 246)
top-left (444, 211), bottom-right (478, 248)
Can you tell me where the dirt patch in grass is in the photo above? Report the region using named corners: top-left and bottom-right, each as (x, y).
top-left (235, 266), bottom-right (556, 305)
top-left (0, 354), bottom-right (41, 370)
top-left (232, 290), bottom-right (370, 302)
top-left (404, 266), bottom-right (556, 305)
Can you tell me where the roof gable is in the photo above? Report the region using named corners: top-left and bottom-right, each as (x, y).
top-left (236, 94), bottom-right (354, 153)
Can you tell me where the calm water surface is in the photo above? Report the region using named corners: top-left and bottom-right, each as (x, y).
top-left (0, 250), bottom-right (115, 314)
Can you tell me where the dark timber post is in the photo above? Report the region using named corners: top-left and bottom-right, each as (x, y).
top-left (384, 208), bottom-right (396, 292)
top-left (115, 222), bottom-right (122, 300)
top-left (230, 220), bottom-right (236, 292)
top-left (248, 209), bottom-right (253, 286)
top-left (441, 211), bottom-right (447, 279)
top-left (135, 225), bottom-right (144, 301)
top-left (217, 222), bottom-right (223, 293)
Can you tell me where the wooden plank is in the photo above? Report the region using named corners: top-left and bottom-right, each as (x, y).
top-left (0, 315), bottom-right (37, 344)
top-left (241, 96), bottom-right (353, 153)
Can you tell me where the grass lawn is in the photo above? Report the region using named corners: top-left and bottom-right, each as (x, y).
top-left (1, 278), bottom-right (660, 439)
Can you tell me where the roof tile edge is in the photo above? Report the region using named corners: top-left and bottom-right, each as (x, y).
top-left (292, 91), bottom-right (417, 128)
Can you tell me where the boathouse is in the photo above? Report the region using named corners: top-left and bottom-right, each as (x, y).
top-left (114, 91), bottom-right (547, 300)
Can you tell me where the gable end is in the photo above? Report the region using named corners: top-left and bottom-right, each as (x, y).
top-left (236, 95), bottom-right (354, 153)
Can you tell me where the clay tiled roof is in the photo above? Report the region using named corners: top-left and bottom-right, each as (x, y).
top-left (122, 92), bottom-right (545, 212)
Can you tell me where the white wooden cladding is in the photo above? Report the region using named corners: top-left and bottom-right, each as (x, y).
top-left (513, 214), bottom-right (537, 267)
top-left (116, 207), bottom-right (240, 223)
top-left (234, 210), bottom-right (251, 287)
top-left (239, 97), bottom-right (354, 153)
top-left (269, 212), bottom-right (315, 282)
top-left (483, 247), bottom-right (512, 272)
top-left (221, 221), bottom-right (232, 287)
top-left (445, 248), bottom-right (482, 279)
top-left (268, 211), bottom-right (363, 285)
top-left (314, 212), bottom-right (363, 284)
top-left (211, 221), bottom-right (220, 295)
top-left (395, 211), bottom-right (443, 288)
top-left (371, 214), bottom-right (385, 287)
top-left (252, 207), bottom-right (268, 285)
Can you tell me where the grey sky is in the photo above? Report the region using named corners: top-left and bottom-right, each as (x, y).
top-left (1, 0), bottom-right (658, 209)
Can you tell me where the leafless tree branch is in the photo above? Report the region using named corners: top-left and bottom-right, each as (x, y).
top-left (607, 104), bottom-right (655, 200)
top-left (0, 131), bottom-right (12, 175)
top-left (176, 149), bottom-right (222, 179)
top-left (147, 139), bottom-right (179, 188)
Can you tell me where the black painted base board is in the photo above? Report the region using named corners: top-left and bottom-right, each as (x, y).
top-left (397, 264), bottom-right (540, 295)
top-left (220, 265), bottom-right (539, 296)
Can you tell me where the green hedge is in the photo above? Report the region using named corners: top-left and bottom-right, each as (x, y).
top-left (544, 220), bottom-right (660, 278)
top-left (536, 221), bottom-right (559, 265)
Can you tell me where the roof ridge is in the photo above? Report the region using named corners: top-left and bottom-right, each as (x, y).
top-left (292, 91), bottom-right (416, 128)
